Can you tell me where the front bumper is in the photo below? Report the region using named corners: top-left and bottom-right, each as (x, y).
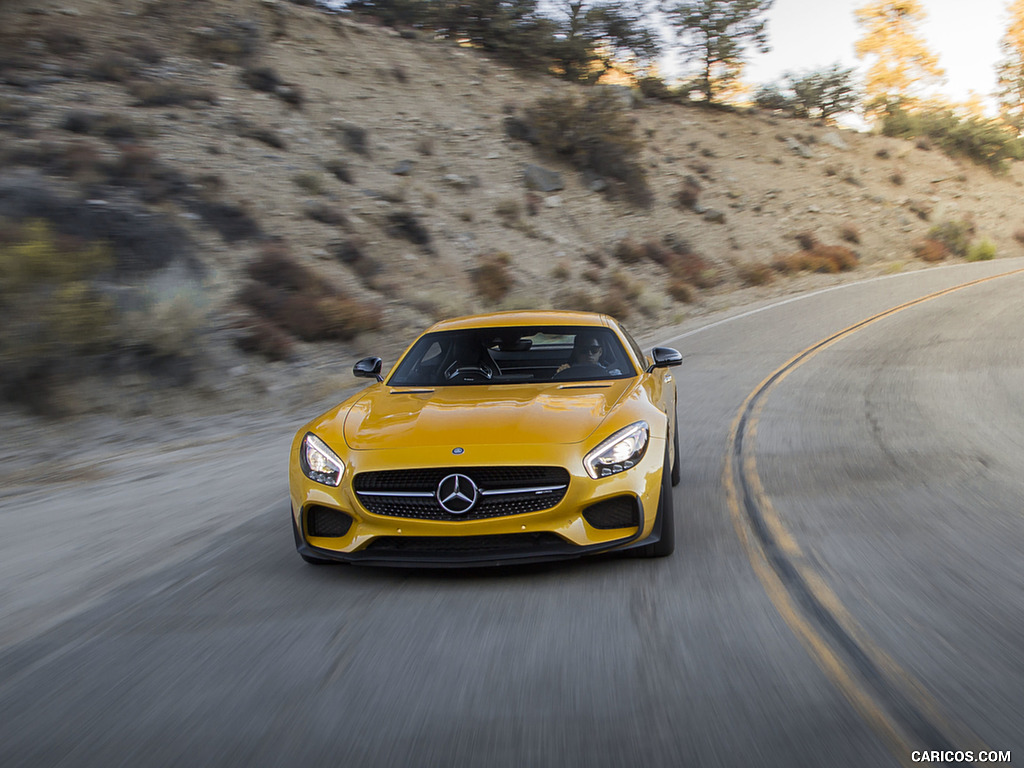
top-left (289, 438), bottom-right (667, 567)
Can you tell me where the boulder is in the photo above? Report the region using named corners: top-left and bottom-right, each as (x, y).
top-left (522, 164), bottom-right (563, 192)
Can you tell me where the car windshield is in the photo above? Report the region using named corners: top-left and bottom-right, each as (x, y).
top-left (387, 325), bottom-right (637, 386)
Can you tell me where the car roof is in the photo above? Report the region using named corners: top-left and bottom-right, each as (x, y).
top-left (424, 310), bottom-right (614, 333)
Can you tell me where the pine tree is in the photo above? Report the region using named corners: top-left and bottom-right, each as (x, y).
top-left (547, 0), bottom-right (661, 83)
top-left (997, 0), bottom-right (1024, 130)
top-left (666, 0), bottom-right (774, 104)
top-left (854, 0), bottom-right (945, 118)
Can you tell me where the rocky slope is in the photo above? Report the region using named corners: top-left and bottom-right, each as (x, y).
top-left (3, 0), bottom-right (1024, 415)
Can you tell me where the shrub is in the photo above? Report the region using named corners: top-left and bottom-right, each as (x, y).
top-left (754, 83), bottom-right (790, 112)
top-left (596, 292), bottom-right (630, 321)
top-left (128, 82), bottom-right (216, 108)
top-left (185, 198), bottom-right (261, 242)
top-left (775, 241), bottom-right (859, 273)
top-left (0, 219), bottom-right (114, 408)
top-left (324, 159), bottom-right (353, 184)
top-left (882, 104), bottom-right (1024, 172)
top-left (494, 198), bottom-right (522, 226)
top-left (637, 76), bottom-right (674, 101)
top-left (60, 110), bottom-right (151, 141)
top-left (839, 223), bottom-right (860, 244)
top-left (109, 144), bottom-right (190, 203)
top-left (191, 21), bottom-right (261, 64)
top-left (674, 176), bottom-right (701, 210)
top-left (1015, 229), bottom-right (1024, 246)
top-left (330, 238), bottom-right (378, 279)
top-left (231, 118), bottom-right (286, 149)
top-left (754, 65), bottom-right (858, 122)
top-left (386, 211), bottom-right (431, 247)
top-left (293, 172), bottom-right (326, 195)
top-left (737, 262), bottom-right (774, 286)
top-left (613, 238), bottom-right (645, 264)
top-left (338, 123), bottom-right (370, 156)
top-left (0, 174), bottom-right (198, 275)
top-left (88, 53), bottom-right (140, 82)
top-left (472, 252), bottom-right (513, 303)
top-left (118, 275), bottom-right (208, 359)
top-left (608, 270), bottom-right (642, 301)
top-left (238, 243), bottom-right (381, 343)
top-left (241, 66), bottom-right (281, 93)
top-left (664, 248), bottom-right (717, 287)
top-left (240, 66), bottom-right (303, 108)
top-left (926, 220), bottom-right (973, 258)
top-left (913, 239), bottom-right (948, 262)
top-left (304, 202), bottom-right (346, 226)
top-left (667, 281), bottom-right (694, 303)
top-left (234, 317), bottom-right (294, 361)
top-left (40, 25), bottom-right (88, 56)
top-left (966, 239), bottom-right (997, 261)
top-left (523, 90), bottom-right (651, 207)
top-left (815, 244), bottom-right (859, 271)
top-left (641, 240), bottom-right (676, 266)
top-left (794, 231), bottom-right (817, 251)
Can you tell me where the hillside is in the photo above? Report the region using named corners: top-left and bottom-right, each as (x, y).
top-left (3, 0), bottom-right (1024, 415)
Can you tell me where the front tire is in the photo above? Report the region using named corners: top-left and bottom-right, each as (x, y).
top-left (671, 412), bottom-right (681, 487)
top-left (637, 449), bottom-right (675, 558)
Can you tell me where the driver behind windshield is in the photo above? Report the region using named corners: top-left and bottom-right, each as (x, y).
top-left (556, 333), bottom-right (622, 375)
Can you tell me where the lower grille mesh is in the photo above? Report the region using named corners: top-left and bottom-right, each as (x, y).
top-left (582, 496), bottom-right (639, 530)
top-left (306, 505), bottom-right (353, 537)
top-left (365, 532), bottom-right (565, 554)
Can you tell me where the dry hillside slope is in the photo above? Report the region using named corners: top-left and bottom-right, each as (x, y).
top-left (3, 0), bottom-right (1024, 413)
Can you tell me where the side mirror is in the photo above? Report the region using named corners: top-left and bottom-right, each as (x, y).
top-left (649, 347), bottom-right (682, 370)
top-left (353, 356), bottom-right (383, 382)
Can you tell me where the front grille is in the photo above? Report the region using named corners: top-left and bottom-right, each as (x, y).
top-left (306, 505), bottom-right (353, 537)
top-left (354, 466), bottom-right (570, 521)
top-left (582, 496), bottom-right (639, 530)
top-left (364, 532), bottom-right (566, 554)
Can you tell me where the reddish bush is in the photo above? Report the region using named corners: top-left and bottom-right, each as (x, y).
top-left (913, 239), bottom-right (948, 262)
top-left (774, 241), bottom-right (858, 273)
top-left (237, 243), bottom-right (381, 343)
top-left (667, 281), bottom-right (694, 303)
top-left (613, 238), bottom-right (645, 264)
top-left (472, 253), bottom-right (513, 303)
top-left (674, 177), bottom-right (701, 209)
top-left (839, 223), bottom-right (860, 244)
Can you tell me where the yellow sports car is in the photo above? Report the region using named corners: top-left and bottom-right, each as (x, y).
top-left (289, 310), bottom-right (681, 566)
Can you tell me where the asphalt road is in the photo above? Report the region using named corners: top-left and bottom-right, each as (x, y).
top-left (3, 258), bottom-right (1024, 767)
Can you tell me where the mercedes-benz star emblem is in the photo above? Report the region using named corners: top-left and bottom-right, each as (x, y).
top-left (436, 473), bottom-right (478, 515)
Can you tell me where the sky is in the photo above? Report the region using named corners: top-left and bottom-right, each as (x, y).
top-left (741, 0), bottom-right (1013, 109)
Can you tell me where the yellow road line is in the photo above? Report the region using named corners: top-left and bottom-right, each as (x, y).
top-left (724, 266), bottom-right (1024, 765)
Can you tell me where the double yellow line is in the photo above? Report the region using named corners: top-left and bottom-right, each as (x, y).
top-left (724, 268), bottom-right (1024, 766)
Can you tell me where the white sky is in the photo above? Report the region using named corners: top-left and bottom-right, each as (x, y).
top-left (741, 0), bottom-right (1012, 107)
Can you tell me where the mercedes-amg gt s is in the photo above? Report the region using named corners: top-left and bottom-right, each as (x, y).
top-left (289, 310), bottom-right (681, 567)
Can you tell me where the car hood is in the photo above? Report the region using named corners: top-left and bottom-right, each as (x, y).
top-left (338, 380), bottom-right (634, 450)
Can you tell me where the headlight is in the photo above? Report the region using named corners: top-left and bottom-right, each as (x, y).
top-left (584, 421), bottom-right (649, 479)
top-left (300, 433), bottom-right (344, 487)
